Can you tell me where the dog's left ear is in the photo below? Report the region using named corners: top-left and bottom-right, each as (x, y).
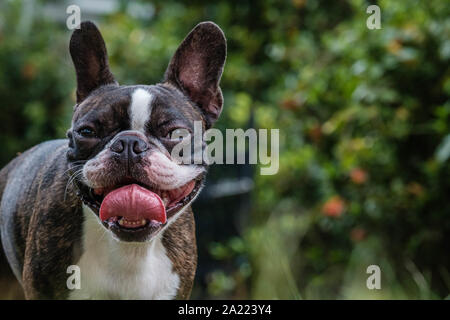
top-left (164, 22), bottom-right (227, 128)
top-left (70, 21), bottom-right (117, 104)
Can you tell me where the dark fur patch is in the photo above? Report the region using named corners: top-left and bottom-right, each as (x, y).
top-left (162, 207), bottom-right (197, 299)
top-left (1, 141), bottom-right (83, 299)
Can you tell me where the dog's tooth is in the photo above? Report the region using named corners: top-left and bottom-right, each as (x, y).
top-left (141, 219), bottom-right (146, 225)
top-left (119, 219), bottom-right (124, 226)
top-left (161, 192), bottom-right (170, 206)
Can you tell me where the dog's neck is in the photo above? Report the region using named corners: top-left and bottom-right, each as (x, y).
top-left (69, 205), bottom-right (180, 299)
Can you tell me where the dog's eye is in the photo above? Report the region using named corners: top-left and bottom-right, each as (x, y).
top-left (77, 127), bottom-right (96, 138)
top-left (165, 128), bottom-right (190, 140)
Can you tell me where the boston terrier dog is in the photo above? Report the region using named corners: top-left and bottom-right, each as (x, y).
top-left (0, 21), bottom-right (226, 299)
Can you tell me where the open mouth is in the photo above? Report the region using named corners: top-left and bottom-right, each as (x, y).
top-left (78, 177), bottom-right (202, 241)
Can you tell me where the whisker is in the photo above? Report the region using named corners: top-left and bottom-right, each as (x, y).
top-left (64, 168), bottom-right (84, 201)
top-left (62, 164), bottom-right (84, 177)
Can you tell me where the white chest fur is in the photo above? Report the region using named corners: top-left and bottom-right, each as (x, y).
top-left (69, 206), bottom-right (180, 300)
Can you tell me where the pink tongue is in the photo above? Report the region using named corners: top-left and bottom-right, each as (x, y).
top-left (99, 184), bottom-right (166, 223)
top-left (167, 181), bottom-right (196, 206)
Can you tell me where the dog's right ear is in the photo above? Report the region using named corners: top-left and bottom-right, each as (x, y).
top-left (70, 21), bottom-right (117, 104)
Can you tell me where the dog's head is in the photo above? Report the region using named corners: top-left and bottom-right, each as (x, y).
top-left (66, 21), bottom-right (226, 242)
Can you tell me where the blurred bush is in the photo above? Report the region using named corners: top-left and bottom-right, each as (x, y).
top-left (0, 0), bottom-right (449, 299)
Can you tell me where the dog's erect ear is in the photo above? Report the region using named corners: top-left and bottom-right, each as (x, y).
top-left (164, 22), bottom-right (227, 127)
top-left (70, 21), bottom-right (117, 103)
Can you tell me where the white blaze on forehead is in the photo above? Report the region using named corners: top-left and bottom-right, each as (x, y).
top-left (130, 88), bottom-right (153, 132)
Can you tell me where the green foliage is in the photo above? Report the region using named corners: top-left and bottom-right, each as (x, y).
top-left (249, 0), bottom-right (450, 299)
top-left (0, 0), bottom-right (448, 299)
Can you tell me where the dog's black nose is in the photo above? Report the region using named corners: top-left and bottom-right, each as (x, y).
top-left (110, 135), bottom-right (148, 157)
